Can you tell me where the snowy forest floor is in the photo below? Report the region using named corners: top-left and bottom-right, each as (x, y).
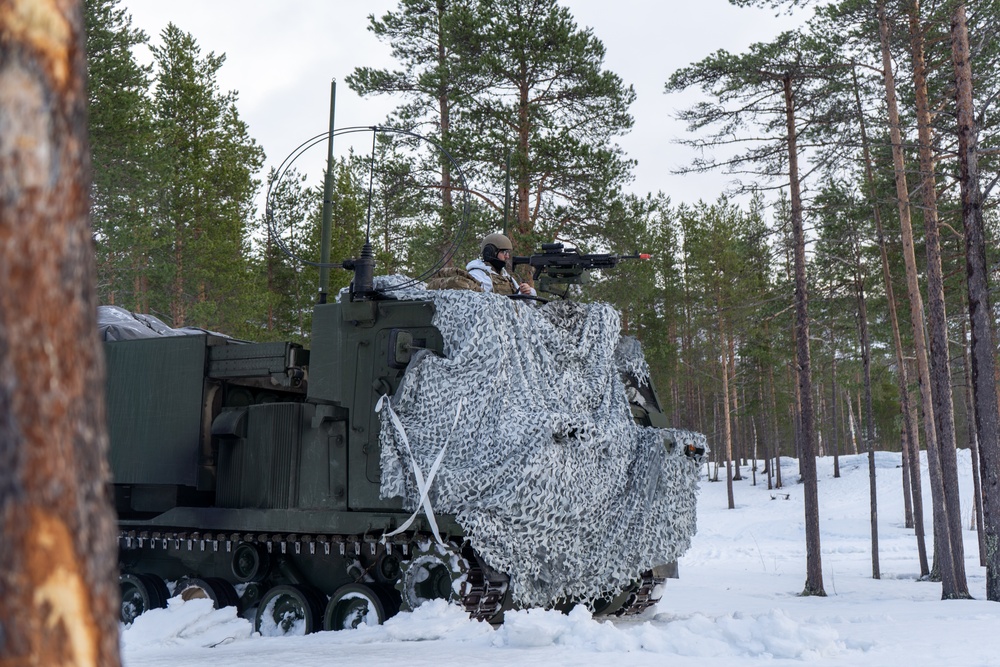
top-left (122, 450), bottom-right (1000, 667)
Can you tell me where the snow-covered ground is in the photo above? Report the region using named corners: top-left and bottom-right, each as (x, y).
top-left (121, 450), bottom-right (1000, 666)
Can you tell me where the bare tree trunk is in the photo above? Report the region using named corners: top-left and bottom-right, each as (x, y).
top-left (851, 63), bottom-right (923, 559)
top-left (791, 327), bottom-right (803, 465)
top-left (516, 76), bottom-right (531, 234)
top-left (900, 422), bottom-right (914, 524)
top-left (855, 389), bottom-right (863, 455)
top-left (712, 399), bottom-right (721, 482)
top-left (772, 372), bottom-right (783, 490)
top-left (847, 392), bottom-right (859, 462)
top-left (952, 0), bottom-right (1000, 601)
top-left (857, 275), bottom-right (880, 579)
top-left (698, 368), bottom-right (706, 436)
top-left (767, 324), bottom-right (783, 490)
top-left (830, 319), bottom-right (841, 478)
top-left (0, 2), bottom-right (121, 664)
top-left (432, 0), bottom-right (460, 264)
top-left (730, 333), bottom-right (743, 480)
top-left (878, 0), bottom-right (953, 591)
top-left (719, 305), bottom-right (736, 509)
top-left (961, 310), bottom-right (986, 566)
top-left (817, 378), bottom-right (826, 458)
top-left (783, 74), bottom-right (824, 597)
top-left (908, 0), bottom-right (969, 598)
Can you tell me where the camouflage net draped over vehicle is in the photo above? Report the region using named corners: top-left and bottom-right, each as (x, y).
top-left (375, 282), bottom-right (703, 608)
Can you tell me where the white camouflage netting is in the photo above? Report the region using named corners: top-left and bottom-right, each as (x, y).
top-left (375, 280), bottom-right (703, 608)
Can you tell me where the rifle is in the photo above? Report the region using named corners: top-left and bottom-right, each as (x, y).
top-left (512, 243), bottom-right (650, 297)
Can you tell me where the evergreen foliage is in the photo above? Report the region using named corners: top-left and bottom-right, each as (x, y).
top-left (350, 0), bottom-right (637, 259)
top-left (85, 0), bottom-right (156, 311)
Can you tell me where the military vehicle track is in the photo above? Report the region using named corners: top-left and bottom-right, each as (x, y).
top-left (118, 527), bottom-right (662, 625)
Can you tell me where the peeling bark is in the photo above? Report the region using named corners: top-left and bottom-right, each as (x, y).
top-left (0, 0), bottom-right (120, 664)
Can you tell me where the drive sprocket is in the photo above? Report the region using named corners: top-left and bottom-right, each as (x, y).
top-left (396, 539), bottom-right (469, 611)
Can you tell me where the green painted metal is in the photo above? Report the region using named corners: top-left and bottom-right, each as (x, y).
top-left (107, 292), bottom-right (668, 620)
top-left (105, 336), bottom-right (207, 486)
top-left (108, 297), bottom-right (445, 533)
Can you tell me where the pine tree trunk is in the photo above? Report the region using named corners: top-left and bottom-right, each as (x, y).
top-left (878, 0), bottom-right (952, 590)
top-left (783, 74), bottom-right (824, 596)
top-left (952, 0), bottom-right (1000, 601)
top-left (729, 332), bottom-right (742, 481)
top-left (817, 378), bottom-right (826, 458)
top-left (961, 311), bottom-right (986, 566)
top-left (719, 304), bottom-right (736, 509)
top-left (770, 357), bottom-right (783, 490)
top-left (852, 60), bottom-right (930, 577)
top-left (908, 0), bottom-right (969, 598)
top-left (900, 422), bottom-right (915, 526)
top-left (0, 1), bottom-right (121, 663)
top-left (855, 389), bottom-right (863, 455)
top-left (791, 320), bottom-right (803, 464)
top-left (847, 393), bottom-right (859, 460)
top-left (856, 275), bottom-right (880, 579)
top-left (831, 319), bottom-right (840, 478)
top-left (436, 0), bottom-right (454, 252)
top-left (517, 75), bottom-right (531, 233)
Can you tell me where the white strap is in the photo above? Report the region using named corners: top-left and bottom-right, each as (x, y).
top-left (377, 395), bottom-right (463, 546)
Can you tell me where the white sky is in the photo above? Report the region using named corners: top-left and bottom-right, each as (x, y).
top-left (120, 0), bottom-right (805, 208)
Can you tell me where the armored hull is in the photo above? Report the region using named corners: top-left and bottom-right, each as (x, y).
top-left (108, 291), bottom-right (702, 634)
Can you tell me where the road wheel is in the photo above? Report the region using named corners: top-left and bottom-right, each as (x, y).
top-left (175, 576), bottom-right (240, 609)
top-left (254, 584), bottom-right (324, 637)
top-left (119, 573), bottom-right (167, 624)
top-left (323, 583), bottom-right (391, 631)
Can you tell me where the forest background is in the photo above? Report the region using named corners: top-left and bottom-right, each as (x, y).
top-left (86, 0), bottom-right (1000, 599)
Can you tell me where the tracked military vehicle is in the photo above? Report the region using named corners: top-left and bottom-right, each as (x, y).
top-left (108, 113), bottom-right (704, 636)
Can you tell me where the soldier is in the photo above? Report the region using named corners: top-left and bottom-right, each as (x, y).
top-left (466, 233), bottom-right (535, 296)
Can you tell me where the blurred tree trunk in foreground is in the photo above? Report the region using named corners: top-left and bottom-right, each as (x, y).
top-left (0, 0), bottom-right (121, 665)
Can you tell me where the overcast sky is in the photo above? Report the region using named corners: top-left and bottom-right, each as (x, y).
top-left (121, 0), bottom-right (805, 208)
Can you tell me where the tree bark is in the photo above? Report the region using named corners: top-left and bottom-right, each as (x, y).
top-left (729, 331), bottom-right (743, 481)
top-left (851, 60), bottom-right (928, 576)
top-left (771, 361), bottom-right (783, 490)
top-left (782, 74), bottom-right (824, 596)
top-left (718, 303), bottom-right (736, 509)
top-left (952, 0), bottom-right (1000, 600)
top-left (0, 1), bottom-right (121, 664)
top-left (856, 274), bottom-right (880, 579)
top-left (830, 318), bottom-right (840, 478)
top-left (908, 0), bottom-right (969, 598)
top-left (960, 309), bottom-right (986, 566)
top-left (877, 0), bottom-right (953, 590)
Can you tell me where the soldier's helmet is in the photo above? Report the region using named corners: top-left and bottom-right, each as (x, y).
top-left (481, 233), bottom-right (513, 261)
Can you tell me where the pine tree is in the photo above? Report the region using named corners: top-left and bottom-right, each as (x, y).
top-left (352, 0), bottom-right (637, 258)
top-left (668, 29), bottom-right (827, 597)
top-left (84, 0), bottom-right (157, 311)
top-left (149, 24), bottom-right (264, 333)
top-left (347, 0), bottom-right (471, 261)
top-left (450, 0), bottom-right (636, 249)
